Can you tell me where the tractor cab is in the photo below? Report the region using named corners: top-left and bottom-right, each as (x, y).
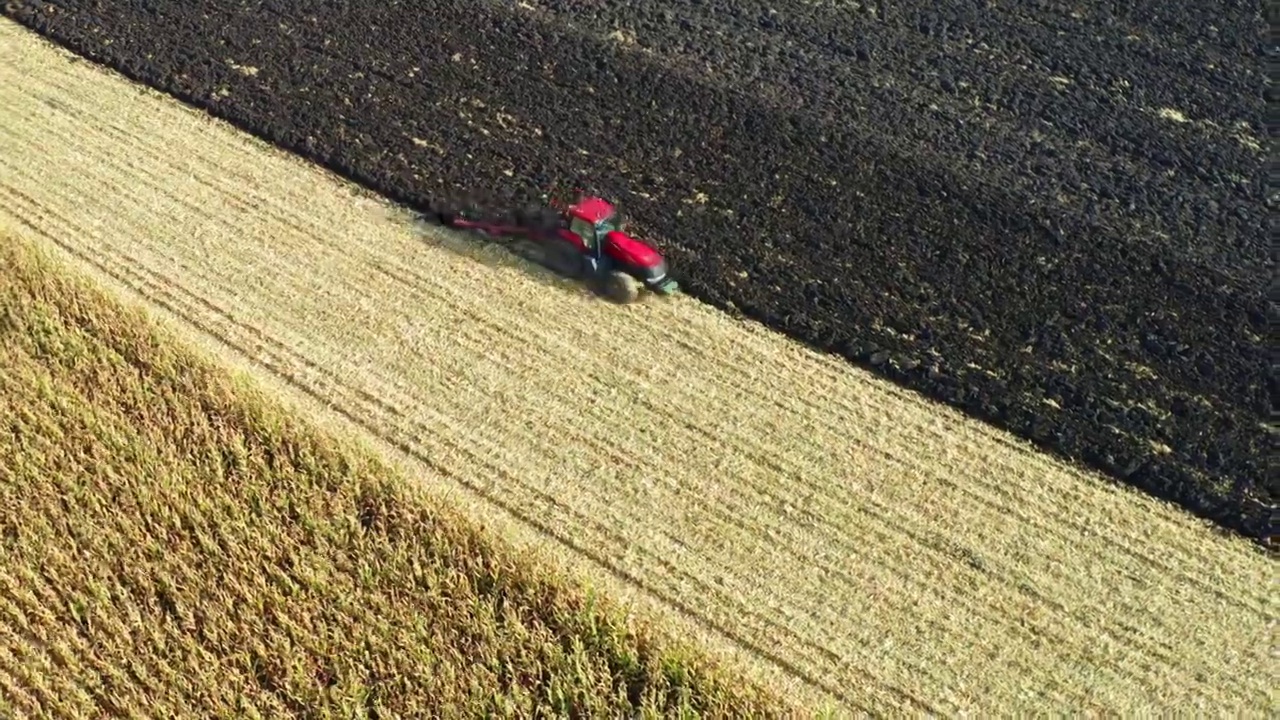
top-left (560, 194), bottom-right (677, 297)
top-left (565, 196), bottom-right (622, 256)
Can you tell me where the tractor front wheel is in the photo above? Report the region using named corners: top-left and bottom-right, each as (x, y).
top-left (603, 271), bottom-right (641, 304)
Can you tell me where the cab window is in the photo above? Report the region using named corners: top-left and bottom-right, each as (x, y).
top-left (597, 212), bottom-right (621, 235)
top-left (569, 217), bottom-right (596, 248)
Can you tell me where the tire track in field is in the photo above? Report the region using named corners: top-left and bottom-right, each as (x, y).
top-left (1, 21), bottom-right (1273, 715)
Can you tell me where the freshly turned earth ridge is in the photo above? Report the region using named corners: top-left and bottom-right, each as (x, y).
top-left (2, 0), bottom-right (1271, 541)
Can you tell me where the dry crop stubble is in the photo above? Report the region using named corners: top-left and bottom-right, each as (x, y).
top-left (1, 19), bottom-right (1274, 716)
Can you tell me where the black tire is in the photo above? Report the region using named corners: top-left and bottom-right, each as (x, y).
top-left (436, 195), bottom-right (463, 224)
top-left (544, 241), bottom-right (584, 278)
top-left (604, 271), bottom-right (641, 304)
top-left (435, 207), bottom-right (458, 226)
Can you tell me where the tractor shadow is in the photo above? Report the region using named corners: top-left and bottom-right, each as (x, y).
top-left (385, 205), bottom-right (593, 300)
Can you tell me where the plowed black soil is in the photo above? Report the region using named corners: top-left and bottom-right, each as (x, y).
top-left (4, 0), bottom-right (1272, 543)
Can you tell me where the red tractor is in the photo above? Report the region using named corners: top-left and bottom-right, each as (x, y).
top-left (435, 193), bottom-right (679, 304)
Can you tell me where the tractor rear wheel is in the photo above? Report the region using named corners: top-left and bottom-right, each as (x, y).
top-left (434, 204), bottom-right (458, 225)
top-left (544, 242), bottom-right (584, 279)
top-left (604, 270), bottom-right (641, 304)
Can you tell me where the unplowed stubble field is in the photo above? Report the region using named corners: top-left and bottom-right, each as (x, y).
top-left (0, 19), bottom-right (1273, 716)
